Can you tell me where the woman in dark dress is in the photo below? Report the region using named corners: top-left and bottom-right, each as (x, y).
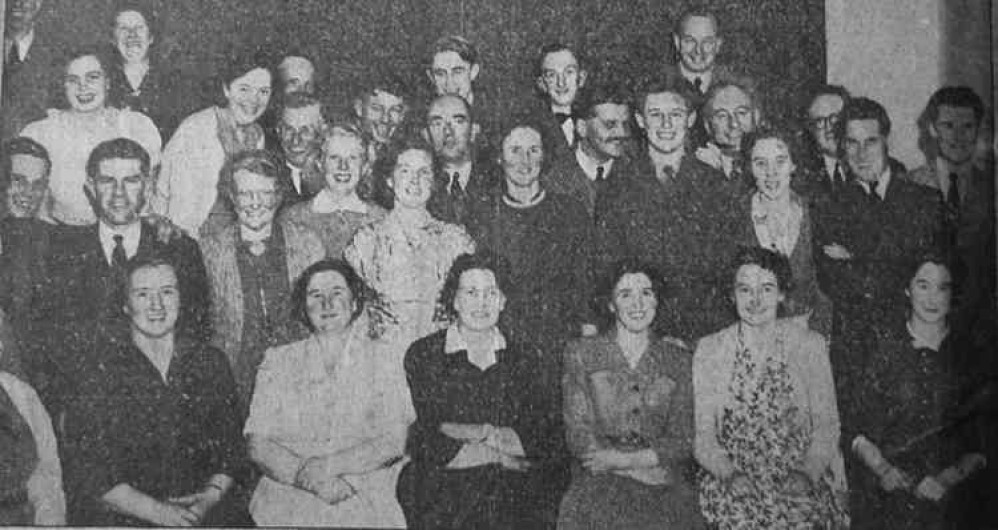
top-left (105, 1), bottom-right (187, 141)
top-left (397, 252), bottom-right (567, 529)
top-left (842, 255), bottom-right (994, 529)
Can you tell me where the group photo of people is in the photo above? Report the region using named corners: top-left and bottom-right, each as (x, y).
top-left (0, 0), bottom-right (995, 528)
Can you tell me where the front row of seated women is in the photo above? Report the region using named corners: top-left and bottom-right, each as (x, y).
top-left (2, 245), bottom-right (991, 527)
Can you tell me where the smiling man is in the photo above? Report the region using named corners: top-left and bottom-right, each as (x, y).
top-left (276, 93), bottom-right (326, 205)
top-left (531, 42), bottom-right (588, 164)
top-left (596, 75), bottom-right (733, 342)
top-left (32, 138), bottom-right (208, 415)
top-left (813, 97), bottom-right (943, 331)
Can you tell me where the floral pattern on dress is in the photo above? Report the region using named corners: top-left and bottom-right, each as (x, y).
top-left (699, 326), bottom-right (848, 529)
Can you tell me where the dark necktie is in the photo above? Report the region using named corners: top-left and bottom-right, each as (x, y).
top-left (450, 172), bottom-right (466, 221)
top-left (947, 173), bottom-right (961, 211)
top-left (661, 164), bottom-right (676, 182)
top-left (693, 77), bottom-right (703, 94)
top-left (554, 112), bottom-right (571, 124)
top-left (832, 163), bottom-right (845, 186)
top-left (112, 234), bottom-right (127, 269)
top-left (450, 172), bottom-right (464, 198)
top-left (594, 165), bottom-right (607, 196)
top-left (862, 182), bottom-right (880, 204)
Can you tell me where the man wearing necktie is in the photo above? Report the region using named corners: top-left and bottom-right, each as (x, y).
top-left (813, 97), bottom-right (943, 339)
top-left (797, 84), bottom-right (851, 203)
top-left (423, 94), bottom-right (500, 227)
top-left (531, 42), bottom-right (588, 165)
top-left (31, 138), bottom-right (210, 415)
top-left (545, 81), bottom-right (631, 220)
top-left (906, 86), bottom-right (996, 327)
top-left (596, 75), bottom-right (734, 343)
top-left (695, 80), bottom-right (761, 189)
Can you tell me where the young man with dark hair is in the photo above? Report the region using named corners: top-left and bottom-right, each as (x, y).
top-left (531, 42), bottom-right (588, 165)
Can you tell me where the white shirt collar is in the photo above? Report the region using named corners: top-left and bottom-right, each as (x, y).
top-left (311, 189), bottom-right (369, 214)
top-left (6, 30), bottom-right (35, 61)
top-left (859, 166), bottom-right (891, 199)
top-left (99, 220), bottom-right (142, 265)
top-left (823, 154), bottom-right (839, 179)
top-left (575, 146), bottom-right (614, 182)
top-left (444, 161), bottom-right (473, 191)
top-left (679, 64), bottom-right (712, 92)
top-left (444, 325), bottom-right (507, 370)
top-left (648, 149), bottom-right (684, 179)
top-left (287, 163), bottom-right (302, 194)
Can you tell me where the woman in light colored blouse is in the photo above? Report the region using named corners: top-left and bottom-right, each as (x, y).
top-left (344, 137), bottom-right (474, 347)
top-left (694, 246), bottom-right (848, 529)
top-left (245, 259), bottom-right (413, 528)
top-left (721, 126), bottom-right (831, 336)
top-left (559, 259), bottom-right (704, 530)
top-left (280, 122), bottom-right (387, 259)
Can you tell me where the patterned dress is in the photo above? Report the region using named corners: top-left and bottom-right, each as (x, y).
top-left (344, 211), bottom-right (474, 350)
top-left (699, 326), bottom-right (848, 529)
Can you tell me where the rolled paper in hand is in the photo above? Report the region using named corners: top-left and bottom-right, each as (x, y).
top-left (935, 453), bottom-right (987, 489)
top-left (853, 435), bottom-right (889, 475)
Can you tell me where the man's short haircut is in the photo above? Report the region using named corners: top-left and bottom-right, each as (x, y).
top-left (426, 93), bottom-right (476, 126)
top-left (110, 0), bottom-right (159, 40)
top-left (674, 8), bottom-right (720, 35)
top-left (633, 73), bottom-right (697, 113)
top-left (835, 97), bottom-right (892, 142)
top-left (806, 84), bottom-right (850, 110)
top-left (217, 149), bottom-right (286, 206)
top-left (924, 86), bottom-right (985, 125)
top-left (2, 137), bottom-right (52, 189)
top-left (534, 42), bottom-right (585, 78)
top-left (428, 35), bottom-right (478, 66)
top-left (323, 120), bottom-right (370, 162)
top-left (573, 80), bottom-right (631, 121)
top-left (702, 78), bottom-right (759, 118)
top-left (356, 66), bottom-right (412, 103)
top-left (86, 137), bottom-right (150, 180)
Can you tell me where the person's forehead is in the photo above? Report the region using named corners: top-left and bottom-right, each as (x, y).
top-left (680, 15), bottom-right (717, 37)
top-left (369, 88), bottom-right (404, 106)
top-left (615, 272), bottom-right (653, 290)
top-left (232, 68), bottom-right (272, 87)
top-left (503, 126), bottom-right (542, 148)
top-left (711, 86), bottom-right (752, 109)
top-left (936, 105), bottom-right (977, 122)
top-left (751, 137), bottom-right (790, 157)
top-left (280, 57), bottom-right (315, 77)
top-left (913, 262), bottom-right (951, 284)
top-left (233, 168), bottom-right (276, 188)
top-left (397, 149), bottom-right (433, 166)
top-left (428, 96), bottom-right (469, 119)
top-left (67, 55), bottom-right (103, 75)
top-left (10, 153), bottom-right (48, 178)
top-left (541, 49), bottom-right (579, 71)
top-left (432, 50), bottom-right (471, 69)
top-left (130, 265), bottom-right (178, 288)
top-left (323, 134), bottom-right (364, 156)
top-left (593, 102), bottom-right (629, 119)
top-left (459, 268), bottom-right (497, 288)
top-left (98, 157), bottom-right (142, 175)
top-left (845, 118), bottom-right (882, 138)
top-left (309, 270), bottom-right (348, 290)
top-left (735, 263), bottom-right (777, 283)
top-left (808, 94), bottom-right (844, 116)
top-left (115, 10), bottom-right (148, 28)
top-left (282, 104), bottom-right (323, 126)
top-left (643, 91), bottom-right (687, 112)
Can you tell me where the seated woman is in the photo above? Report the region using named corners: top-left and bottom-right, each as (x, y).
top-left (694, 246), bottom-right (848, 529)
top-left (344, 137), bottom-right (474, 347)
top-left (720, 126), bottom-right (831, 336)
top-left (152, 51), bottom-right (274, 235)
top-left (62, 257), bottom-right (248, 526)
top-left (244, 259), bottom-right (413, 528)
top-left (558, 259), bottom-right (704, 529)
top-left (280, 122), bottom-right (388, 260)
top-left (842, 255), bottom-right (994, 528)
top-left (20, 47), bottom-right (161, 226)
top-left (0, 308), bottom-right (65, 525)
top-left (397, 252), bottom-right (566, 529)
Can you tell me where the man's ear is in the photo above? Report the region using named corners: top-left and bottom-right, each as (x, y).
top-left (575, 118), bottom-right (587, 140)
top-left (686, 109), bottom-right (697, 130)
top-left (421, 127), bottom-right (431, 144)
top-left (927, 121), bottom-right (940, 140)
top-left (577, 69), bottom-right (588, 89)
top-left (471, 123), bottom-right (480, 142)
top-left (353, 98), bottom-right (364, 119)
top-left (425, 68), bottom-right (434, 86)
top-left (535, 75), bottom-right (547, 94)
top-left (715, 37), bottom-right (724, 54)
top-left (469, 63), bottom-right (480, 83)
top-left (635, 112), bottom-right (647, 132)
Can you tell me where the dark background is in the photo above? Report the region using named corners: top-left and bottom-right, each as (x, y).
top-left (36, 0), bottom-right (825, 126)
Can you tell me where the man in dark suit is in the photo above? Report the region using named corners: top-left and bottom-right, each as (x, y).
top-left (597, 75), bottom-right (734, 343)
top-left (796, 84), bottom-right (851, 203)
top-left (423, 94), bottom-right (499, 226)
top-left (814, 97), bottom-right (943, 332)
top-left (545, 81), bottom-right (632, 219)
top-left (528, 42), bottom-right (588, 166)
top-left (425, 35), bottom-right (496, 147)
top-left (694, 79), bottom-right (761, 190)
top-left (275, 92), bottom-right (326, 206)
top-left (2, 0), bottom-right (58, 141)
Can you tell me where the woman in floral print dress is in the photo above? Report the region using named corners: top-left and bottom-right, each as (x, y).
top-left (344, 138), bottom-right (474, 351)
top-left (693, 247), bottom-right (848, 529)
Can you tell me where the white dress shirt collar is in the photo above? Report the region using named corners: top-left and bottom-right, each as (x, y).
top-left (5, 29), bottom-right (35, 61)
top-left (444, 161), bottom-right (473, 191)
top-left (98, 220), bottom-right (142, 265)
top-left (287, 163), bottom-right (303, 194)
top-left (575, 146), bottom-right (614, 182)
top-left (445, 325), bottom-right (507, 370)
top-left (858, 166), bottom-right (892, 199)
